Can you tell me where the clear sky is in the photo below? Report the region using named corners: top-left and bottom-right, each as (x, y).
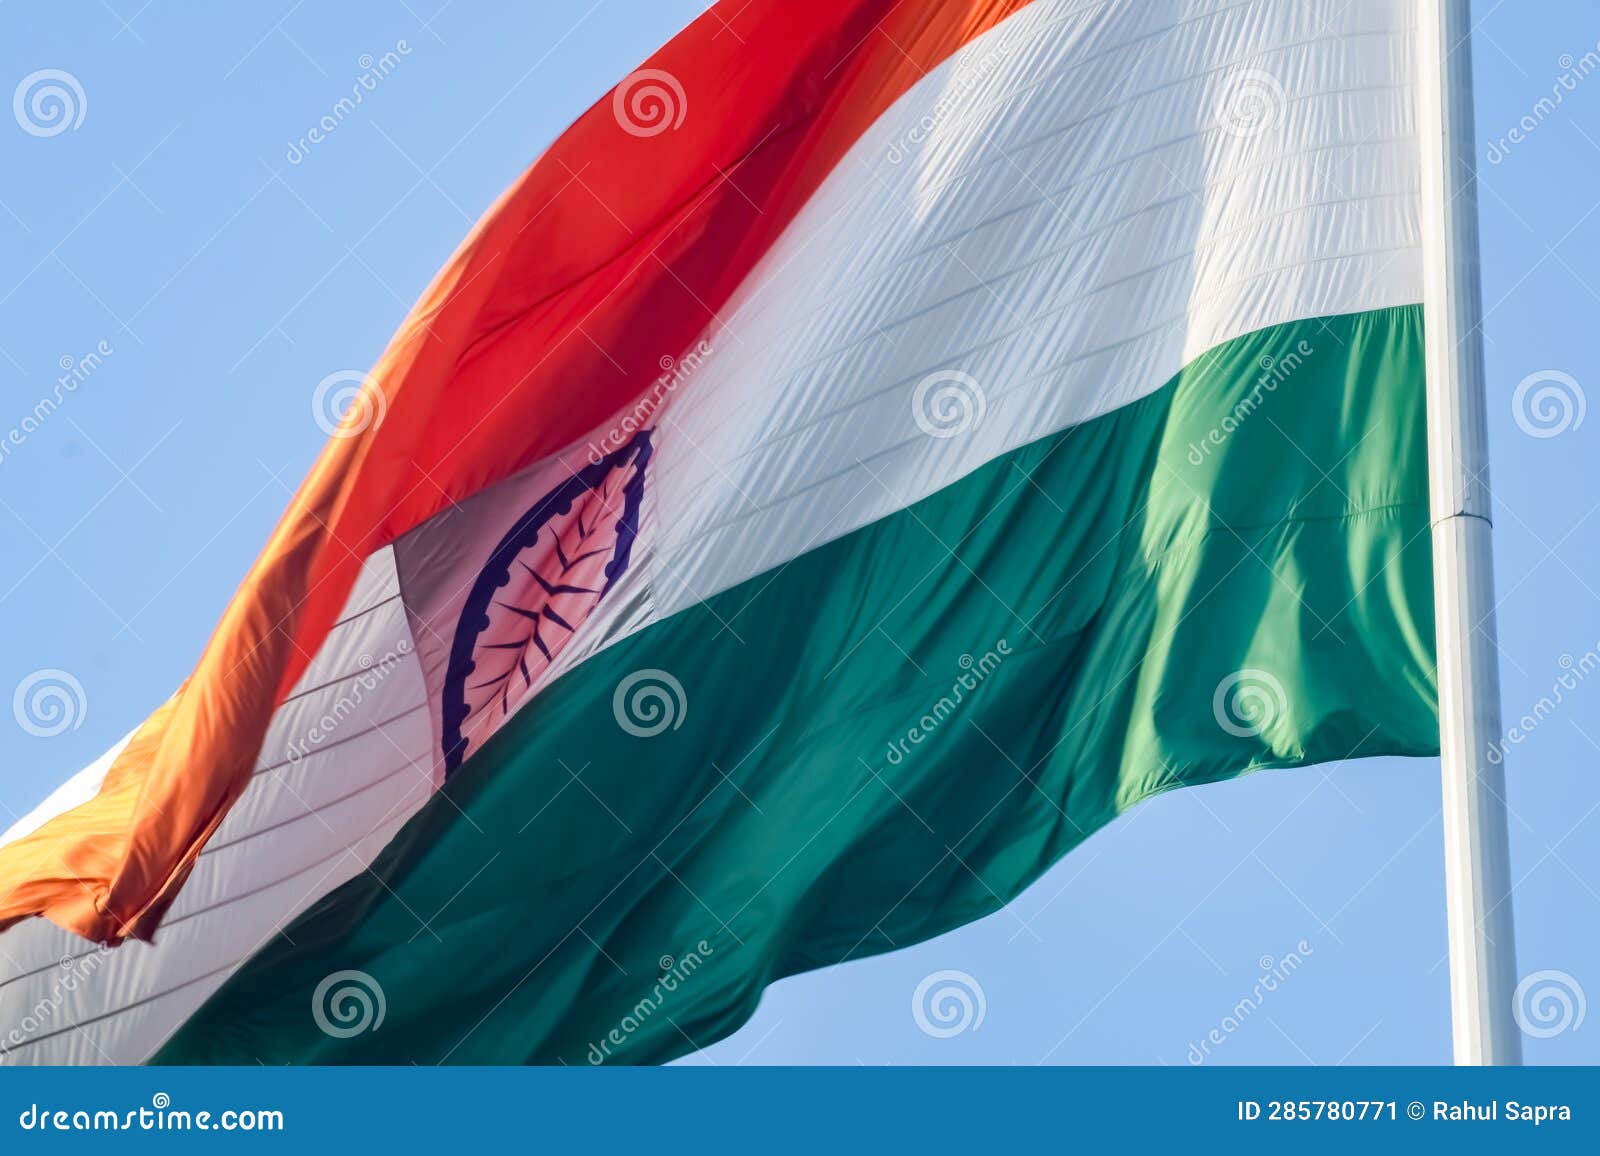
top-left (0, 1), bottom-right (1595, 1066)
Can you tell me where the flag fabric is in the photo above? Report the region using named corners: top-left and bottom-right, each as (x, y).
top-left (0, 0), bottom-right (1437, 1065)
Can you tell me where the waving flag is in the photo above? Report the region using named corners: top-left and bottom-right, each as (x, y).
top-left (1, 0), bottom-right (1437, 1065)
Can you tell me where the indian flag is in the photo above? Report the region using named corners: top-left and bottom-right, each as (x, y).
top-left (0, 0), bottom-right (1437, 1065)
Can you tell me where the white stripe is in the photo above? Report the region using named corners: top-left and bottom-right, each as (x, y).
top-left (652, 0), bottom-right (1420, 613)
top-left (0, 546), bottom-right (430, 1065)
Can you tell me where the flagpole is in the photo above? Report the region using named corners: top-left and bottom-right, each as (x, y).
top-left (1416, 0), bottom-right (1521, 1065)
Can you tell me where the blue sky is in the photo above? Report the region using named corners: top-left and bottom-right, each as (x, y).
top-left (1, 1), bottom-right (1596, 1065)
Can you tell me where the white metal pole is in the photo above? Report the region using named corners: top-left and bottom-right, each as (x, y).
top-left (1416, 0), bottom-right (1521, 1065)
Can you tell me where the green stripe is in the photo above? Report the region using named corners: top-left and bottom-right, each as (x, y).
top-left (157, 306), bottom-right (1437, 1065)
